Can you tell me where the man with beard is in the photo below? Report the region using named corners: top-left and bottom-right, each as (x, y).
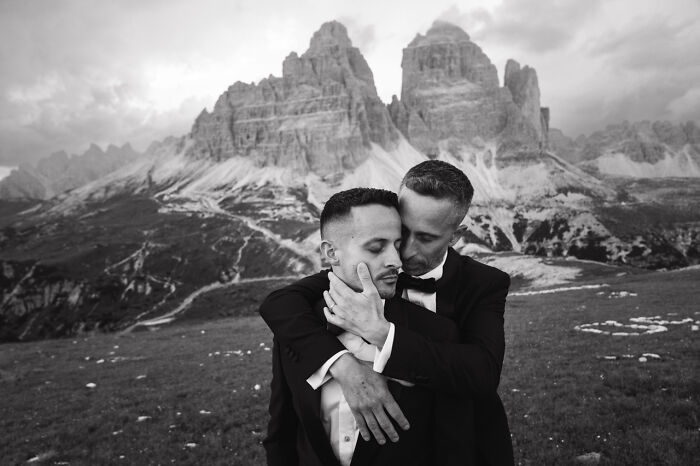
top-left (262, 161), bottom-right (513, 465)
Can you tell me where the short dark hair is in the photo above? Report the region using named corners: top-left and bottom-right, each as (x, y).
top-left (400, 160), bottom-right (474, 209)
top-left (320, 188), bottom-right (399, 237)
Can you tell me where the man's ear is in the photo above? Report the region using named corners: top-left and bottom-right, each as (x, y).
top-left (320, 240), bottom-right (340, 265)
top-left (449, 224), bottom-right (468, 247)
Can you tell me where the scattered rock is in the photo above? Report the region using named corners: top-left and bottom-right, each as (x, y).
top-left (26, 450), bottom-right (57, 463)
top-left (575, 452), bottom-right (601, 464)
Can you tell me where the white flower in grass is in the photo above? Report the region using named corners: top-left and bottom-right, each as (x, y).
top-left (86, 383), bottom-right (97, 388)
top-left (254, 384), bottom-right (261, 391)
top-left (137, 416), bottom-right (151, 422)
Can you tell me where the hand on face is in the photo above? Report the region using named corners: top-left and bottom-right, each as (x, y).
top-left (323, 263), bottom-right (391, 347)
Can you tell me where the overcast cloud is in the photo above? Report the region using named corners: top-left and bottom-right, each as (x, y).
top-left (1, 0), bottom-right (698, 166)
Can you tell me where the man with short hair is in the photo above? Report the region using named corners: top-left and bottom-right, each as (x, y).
top-left (264, 187), bottom-right (459, 466)
top-left (262, 161), bottom-right (513, 465)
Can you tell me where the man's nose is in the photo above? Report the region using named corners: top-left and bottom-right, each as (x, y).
top-left (385, 244), bottom-right (401, 268)
top-left (401, 234), bottom-right (416, 258)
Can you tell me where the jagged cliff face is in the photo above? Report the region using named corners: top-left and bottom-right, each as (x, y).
top-left (550, 121), bottom-right (700, 178)
top-left (386, 20), bottom-right (579, 210)
top-left (187, 21), bottom-right (398, 177)
top-left (0, 144), bottom-right (142, 200)
top-left (388, 21), bottom-right (546, 157)
top-left (504, 59), bottom-right (548, 145)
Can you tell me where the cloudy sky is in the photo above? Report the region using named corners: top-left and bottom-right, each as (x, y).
top-left (1, 0), bottom-right (699, 166)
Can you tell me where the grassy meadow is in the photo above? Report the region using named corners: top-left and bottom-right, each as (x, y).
top-left (1, 268), bottom-right (698, 465)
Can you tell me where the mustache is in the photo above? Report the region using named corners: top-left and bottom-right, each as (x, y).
top-left (376, 269), bottom-right (399, 280)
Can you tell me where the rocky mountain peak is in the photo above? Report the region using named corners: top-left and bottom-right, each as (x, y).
top-left (186, 21), bottom-right (398, 177)
top-left (408, 20), bottom-right (471, 47)
top-left (393, 21), bottom-right (549, 156)
top-left (503, 59), bottom-right (547, 143)
top-left (307, 20), bottom-right (353, 53)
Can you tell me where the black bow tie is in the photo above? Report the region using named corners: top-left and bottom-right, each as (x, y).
top-left (398, 272), bottom-right (437, 293)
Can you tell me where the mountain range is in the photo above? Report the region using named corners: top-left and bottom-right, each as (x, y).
top-left (0, 143), bottom-right (142, 200)
top-left (1, 20), bottom-right (698, 342)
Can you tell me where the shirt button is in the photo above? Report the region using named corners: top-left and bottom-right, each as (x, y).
top-left (343, 436), bottom-right (351, 442)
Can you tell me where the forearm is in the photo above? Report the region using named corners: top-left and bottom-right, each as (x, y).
top-left (259, 272), bottom-right (345, 378)
top-left (383, 278), bottom-right (509, 397)
top-left (383, 329), bottom-right (502, 396)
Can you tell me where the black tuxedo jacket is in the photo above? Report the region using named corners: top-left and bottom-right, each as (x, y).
top-left (264, 294), bottom-right (460, 466)
top-left (260, 248), bottom-right (514, 465)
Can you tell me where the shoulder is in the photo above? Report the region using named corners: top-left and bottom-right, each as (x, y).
top-left (448, 249), bottom-right (510, 288)
top-left (287, 269), bottom-right (330, 290)
top-left (261, 269), bottom-right (330, 304)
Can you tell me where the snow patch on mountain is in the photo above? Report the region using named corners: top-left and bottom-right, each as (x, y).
top-left (0, 166), bottom-right (15, 181)
top-left (307, 138), bottom-right (426, 208)
top-left (480, 254), bottom-right (582, 288)
top-left (440, 143), bottom-right (614, 206)
top-left (597, 148), bottom-right (700, 177)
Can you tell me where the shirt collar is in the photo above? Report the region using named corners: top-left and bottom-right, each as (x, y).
top-left (415, 250), bottom-right (448, 280)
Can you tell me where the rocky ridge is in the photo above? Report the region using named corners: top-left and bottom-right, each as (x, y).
top-left (388, 21), bottom-right (547, 158)
top-left (549, 121), bottom-right (700, 178)
top-left (187, 21), bottom-right (398, 177)
top-left (0, 143), bottom-right (142, 200)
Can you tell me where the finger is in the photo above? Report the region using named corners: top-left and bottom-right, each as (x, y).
top-left (328, 272), bottom-right (355, 299)
top-left (323, 307), bottom-right (341, 326)
top-left (323, 291), bottom-right (335, 312)
top-left (373, 408), bottom-right (399, 443)
top-left (351, 410), bottom-right (371, 442)
top-left (325, 288), bottom-right (346, 316)
top-left (358, 263), bottom-right (381, 298)
top-left (383, 398), bottom-right (410, 432)
top-left (356, 262), bottom-right (374, 293)
top-left (363, 411), bottom-right (387, 445)
top-left (328, 285), bottom-right (348, 310)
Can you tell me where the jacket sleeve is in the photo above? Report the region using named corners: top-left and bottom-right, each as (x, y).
top-left (263, 340), bottom-right (300, 466)
top-left (395, 298), bottom-right (460, 343)
top-left (258, 271), bottom-right (346, 380)
top-left (382, 271), bottom-right (510, 397)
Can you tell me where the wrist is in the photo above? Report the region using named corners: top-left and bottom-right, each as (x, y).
top-left (367, 319), bottom-right (391, 348)
top-left (329, 352), bottom-right (360, 379)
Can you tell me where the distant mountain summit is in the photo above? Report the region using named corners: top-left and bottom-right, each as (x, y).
top-left (187, 20), bottom-right (398, 177)
top-left (0, 143), bottom-right (141, 199)
top-left (388, 20), bottom-right (548, 157)
top-left (550, 121), bottom-right (700, 178)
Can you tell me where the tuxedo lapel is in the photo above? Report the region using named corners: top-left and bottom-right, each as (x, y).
top-left (435, 248), bottom-right (459, 317)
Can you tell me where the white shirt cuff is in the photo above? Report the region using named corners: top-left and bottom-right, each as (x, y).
top-left (306, 350), bottom-right (349, 390)
top-left (372, 322), bottom-right (395, 373)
